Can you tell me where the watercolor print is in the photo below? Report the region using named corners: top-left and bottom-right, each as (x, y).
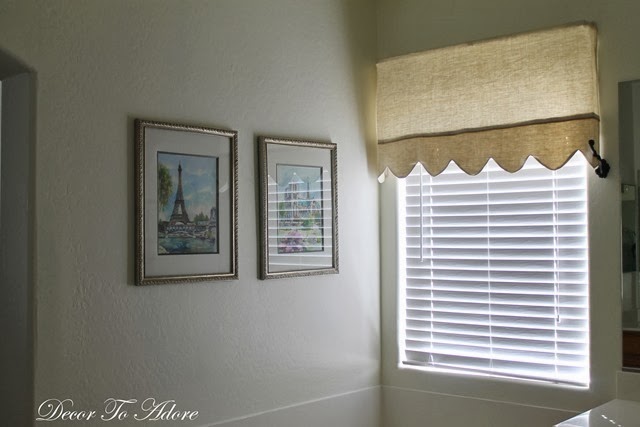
top-left (157, 152), bottom-right (219, 255)
top-left (275, 164), bottom-right (324, 254)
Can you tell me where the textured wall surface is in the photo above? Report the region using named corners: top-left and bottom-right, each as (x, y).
top-left (378, 0), bottom-right (640, 426)
top-left (0, 1), bottom-right (379, 425)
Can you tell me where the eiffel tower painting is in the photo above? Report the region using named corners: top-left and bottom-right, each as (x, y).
top-left (169, 163), bottom-right (190, 224)
top-left (157, 152), bottom-right (219, 255)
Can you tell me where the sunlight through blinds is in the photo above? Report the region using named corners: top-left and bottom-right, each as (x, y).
top-left (400, 155), bottom-right (589, 386)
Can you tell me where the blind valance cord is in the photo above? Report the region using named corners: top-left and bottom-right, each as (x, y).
top-left (589, 140), bottom-right (610, 178)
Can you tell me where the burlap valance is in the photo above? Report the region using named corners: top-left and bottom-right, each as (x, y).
top-left (377, 23), bottom-right (600, 178)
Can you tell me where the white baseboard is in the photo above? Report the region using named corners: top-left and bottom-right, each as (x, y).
top-left (199, 386), bottom-right (381, 427)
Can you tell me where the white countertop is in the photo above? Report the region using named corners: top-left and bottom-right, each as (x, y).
top-left (555, 399), bottom-right (640, 426)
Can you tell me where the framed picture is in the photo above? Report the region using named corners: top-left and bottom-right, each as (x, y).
top-left (258, 136), bottom-right (338, 279)
top-left (135, 119), bottom-right (238, 285)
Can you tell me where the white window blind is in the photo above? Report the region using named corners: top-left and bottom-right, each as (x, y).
top-left (400, 155), bottom-right (589, 386)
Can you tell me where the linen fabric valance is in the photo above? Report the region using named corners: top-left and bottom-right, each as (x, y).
top-left (376, 23), bottom-right (600, 177)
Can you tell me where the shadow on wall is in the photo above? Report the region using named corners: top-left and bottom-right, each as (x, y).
top-left (0, 47), bottom-right (36, 427)
top-left (339, 0), bottom-right (379, 176)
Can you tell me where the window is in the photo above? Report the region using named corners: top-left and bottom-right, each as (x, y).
top-left (399, 155), bottom-right (589, 386)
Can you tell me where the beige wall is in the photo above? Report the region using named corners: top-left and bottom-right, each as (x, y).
top-left (0, 1), bottom-right (380, 425)
top-left (378, 0), bottom-right (640, 426)
top-left (4, 1), bottom-right (640, 426)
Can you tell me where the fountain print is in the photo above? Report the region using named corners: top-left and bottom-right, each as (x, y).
top-left (157, 152), bottom-right (219, 255)
top-left (276, 164), bottom-right (324, 253)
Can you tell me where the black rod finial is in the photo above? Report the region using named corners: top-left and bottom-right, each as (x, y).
top-left (589, 139), bottom-right (610, 179)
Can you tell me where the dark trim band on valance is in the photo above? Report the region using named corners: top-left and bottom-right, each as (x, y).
top-left (378, 115), bottom-right (600, 177)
